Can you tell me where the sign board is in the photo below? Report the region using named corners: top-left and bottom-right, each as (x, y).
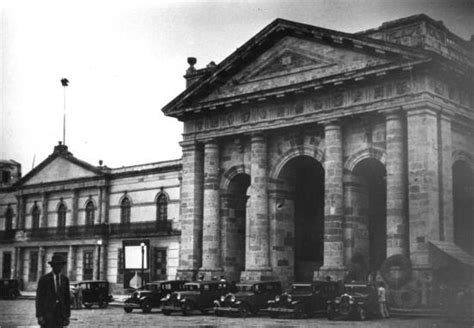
top-left (123, 239), bottom-right (149, 270)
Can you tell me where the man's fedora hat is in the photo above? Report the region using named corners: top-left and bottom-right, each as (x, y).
top-left (48, 254), bottom-right (67, 265)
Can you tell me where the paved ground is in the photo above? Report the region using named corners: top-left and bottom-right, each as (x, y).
top-left (0, 299), bottom-right (471, 328)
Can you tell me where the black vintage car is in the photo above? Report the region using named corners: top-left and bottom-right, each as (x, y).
top-left (214, 281), bottom-right (282, 317)
top-left (0, 279), bottom-right (21, 300)
top-left (72, 280), bottom-right (113, 309)
top-left (161, 281), bottom-right (234, 315)
top-left (326, 282), bottom-right (378, 320)
top-left (267, 281), bottom-right (340, 319)
top-left (123, 280), bottom-right (187, 313)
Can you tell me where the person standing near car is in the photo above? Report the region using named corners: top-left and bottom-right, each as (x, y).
top-left (377, 282), bottom-right (389, 319)
top-left (36, 254), bottom-right (71, 327)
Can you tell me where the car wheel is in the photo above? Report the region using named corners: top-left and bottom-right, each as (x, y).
top-left (8, 289), bottom-right (18, 300)
top-left (84, 303), bottom-right (92, 309)
top-left (182, 302), bottom-right (194, 316)
top-left (124, 307), bottom-right (133, 313)
top-left (357, 306), bottom-right (366, 321)
top-left (327, 305), bottom-right (335, 321)
top-left (141, 301), bottom-right (152, 313)
top-left (162, 309), bottom-right (172, 316)
top-left (238, 303), bottom-right (251, 318)
top-left (293, 304), bottom-right (305, 319)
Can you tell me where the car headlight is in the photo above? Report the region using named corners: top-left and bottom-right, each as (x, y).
top-left (275, 295), bottom-right (280, 302)
top-left (287, 295), bottom-right (292, 302)
top-left (176, 293), bottom-right (181, 300)
top-left (230, 295), bottom-right (236, 303)
top-left (165, 293), bottom-right (170, 300)
top-left (349, 297), bottom-right (354, 304)
top-left (334, 297), bottom-right (341, 304)
top-left (220, 296), bottom-right (225, 302)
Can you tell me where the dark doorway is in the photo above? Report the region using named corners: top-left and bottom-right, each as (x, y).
top-left (225, 173), bottom-right (250, 281)
top-left (279, 156), bottom-right (324, 282)
top-left (353, 159), bottom-right (387, 272)
top-left (2, 252), bottom-right (12, 278)
top-left (453, 161), bottom-right (474, 255)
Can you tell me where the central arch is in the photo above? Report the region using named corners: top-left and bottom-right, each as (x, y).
top-left (271, 155), bottom-right (325, 283)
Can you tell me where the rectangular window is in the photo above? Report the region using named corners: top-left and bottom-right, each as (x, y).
top-left (83, 251), bottom-right (93, 280)
top-left (152, 248), bottom-right (167, 280)
top-left (117, 248), bottom-right (124, 283)
top-left (2, 252), bottom-right (12, 279)
top-left (29, 251), bottom-right (38, 282)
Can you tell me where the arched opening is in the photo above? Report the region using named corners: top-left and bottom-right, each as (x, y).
top-left (276, 155), bottom-right (324, 282)
top-left (453, 161), bottom-right (474, 255)
top-left (223, 173), bottom-right (250, 282)
top-left (352, 158), bottom-right (387, 273)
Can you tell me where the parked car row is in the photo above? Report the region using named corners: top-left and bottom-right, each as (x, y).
top-left (121, 279), bottom-right (381, 321)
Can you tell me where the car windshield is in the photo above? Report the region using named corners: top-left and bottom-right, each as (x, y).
top-left (236, 284), bottom-right (253, 292)
top-left (184, 284), bottom-right (200, 291)
top-left (291, 285), bottom-right (312, 293)
top-left (344, 285), bottom-right (369, 296)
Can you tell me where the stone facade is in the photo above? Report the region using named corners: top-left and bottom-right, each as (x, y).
top-left (0, 143), bottom-right (181, 292)
top-left (163, 14), bottom-right (474, 300)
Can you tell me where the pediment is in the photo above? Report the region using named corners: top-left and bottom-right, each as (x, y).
top-left (202, 36), bottom-right (394, 102)
top-left (23, 157), bottom-right (99, 185)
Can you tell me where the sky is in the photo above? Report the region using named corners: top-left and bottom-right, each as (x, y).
top-left (1, 0), bottom-right (473, 175)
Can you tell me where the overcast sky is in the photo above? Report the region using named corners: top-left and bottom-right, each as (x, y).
top-left (1, 0), bottom-right (473, 174)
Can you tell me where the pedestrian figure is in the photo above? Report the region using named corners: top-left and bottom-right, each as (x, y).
top-left (220, 275), bottom-right (226, 282)
top-left (377, 282), bottom-right (389, 319)
top-left (36, 254), bottom-right (71, 327)
top-left (75, 284), bottom-right (83, 309)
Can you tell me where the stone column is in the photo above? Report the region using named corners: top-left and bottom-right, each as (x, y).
top-left (72, 189), bottom-right (79, 226)
top-left (319, 120), bottom-right (346, 280)
top-left (385, 110), bottom-right (408, 257)
top-left (67, 245), bottom-right (75, 280)
top-left (199, 139), bottom-right (222, 279)
top-left (242, 133), bottom-right (272, 281)
top-left (100, 242), bottom-right (108, 282)
top-left (37, 247), bottom-right (45, 280)
top-left (40, 193), bottom-right (48, 228)
top-left (406, 105), bottom-right (440, 268)
top-left (439, 113), bottom-right (453, 242)
top-left (177, 141), bottom-right (204, 280)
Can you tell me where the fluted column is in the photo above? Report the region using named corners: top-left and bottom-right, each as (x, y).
top-left (319, 120), bottom-right (346, 280)
top-left (242, 133), bottom-right (272, 281)
top-left (177, 141), bottom-right (204, 280)
top-left (385, 110), bottom-right (408, 257)
top-left (200, 140), bottom-right (222, 278)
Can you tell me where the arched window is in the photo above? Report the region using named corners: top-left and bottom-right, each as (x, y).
top-left (85, 201), bottom-right (95, 226)
top-left (156, 193), bottom-right (168, 221)
top-left (5, 206), bottom-right (13, 231)
top-left (57, 202), bottom-right (67, 230)
top-left (32, 203), bottom-right (40, 229)
top-left (120, 197), bottom-right (131, 224)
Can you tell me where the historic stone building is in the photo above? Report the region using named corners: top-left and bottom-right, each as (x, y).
top-left (0, 143), bottom-right (181, 292)
top-left (162, 14), bottom-right (474, 294)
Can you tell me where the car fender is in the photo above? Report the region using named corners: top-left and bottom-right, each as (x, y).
top-left (291, 300), bottom-right (303, 307)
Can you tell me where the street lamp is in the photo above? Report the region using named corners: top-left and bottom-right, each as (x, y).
top-left (97, 239), bottom-right (103, 280)
top-left (140, 242), bottom-right (145, 288)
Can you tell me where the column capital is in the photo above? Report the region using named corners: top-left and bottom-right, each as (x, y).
top-left (179, 140), bottom-right (201, 151)
top-left (202, 138), bottom-right (219, 147)
top-left (403, 101), bottom-right (441, 116)
top-left (382, 107), bottom-right (404, 121)
top-left (322, 119), bottom-right (341, 130)
top-left (249, 132), bottom-right (266, 143)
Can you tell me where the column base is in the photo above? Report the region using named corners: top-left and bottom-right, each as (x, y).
top-left (314, 266), bottom-right (347, 282)
top-left (176, 268), bottom-right (198, 281)
top-left (198, 268), bottom-right (224, 281)
top-left (240, 268), bottom-right (274, 282)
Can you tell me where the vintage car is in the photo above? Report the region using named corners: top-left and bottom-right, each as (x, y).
top-left (161, 280), bottom-right (234, 315)
top-left (71, 280), bottom-right (113, 309)
top-left (326, 282), bottom-right (378, 320)
top-left (123, 280), bottom-right (187, 313)
top-left (267, 281), bottom-right (340, 318)
top-left (214, 281), bottom-right (282, 317)
top-left (0, 279), bottom-right (21, 300)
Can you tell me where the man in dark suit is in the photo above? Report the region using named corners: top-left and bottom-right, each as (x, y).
top-left (36, 254), bottom-right (71, 327)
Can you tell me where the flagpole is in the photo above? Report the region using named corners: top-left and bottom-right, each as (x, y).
top-left (60, 78), bottom-right (69, 145)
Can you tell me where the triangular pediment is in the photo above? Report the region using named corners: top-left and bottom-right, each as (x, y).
top-left (202, 36), bottom-right (393, 102)
top-left (22, 157), bottom-right (100, 186)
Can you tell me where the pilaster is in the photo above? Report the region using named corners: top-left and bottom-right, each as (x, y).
top-left (37, 246), bottom-right (45, 280)
top-left (41, 193), bottom-right (48, 228)
top-left (72, 189), bottom-right (79, 226)
top-left (439, 113), bottom-right (453, 242)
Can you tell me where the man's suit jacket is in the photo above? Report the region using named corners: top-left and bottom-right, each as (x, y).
top-left (36, 272), bottom-right (71, 322)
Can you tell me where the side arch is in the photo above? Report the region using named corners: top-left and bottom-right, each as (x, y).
top-left (269, 145), bottom-right (325, 181)
top-left (220, 164), bottom-right (250, 191)
top-left (344, 147), bottom-right (386, 173)
top-left (452, 150), bottom-right (474, 169)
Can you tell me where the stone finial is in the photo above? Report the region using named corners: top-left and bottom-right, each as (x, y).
top-left (186, 57), bottom-right (197, 75)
